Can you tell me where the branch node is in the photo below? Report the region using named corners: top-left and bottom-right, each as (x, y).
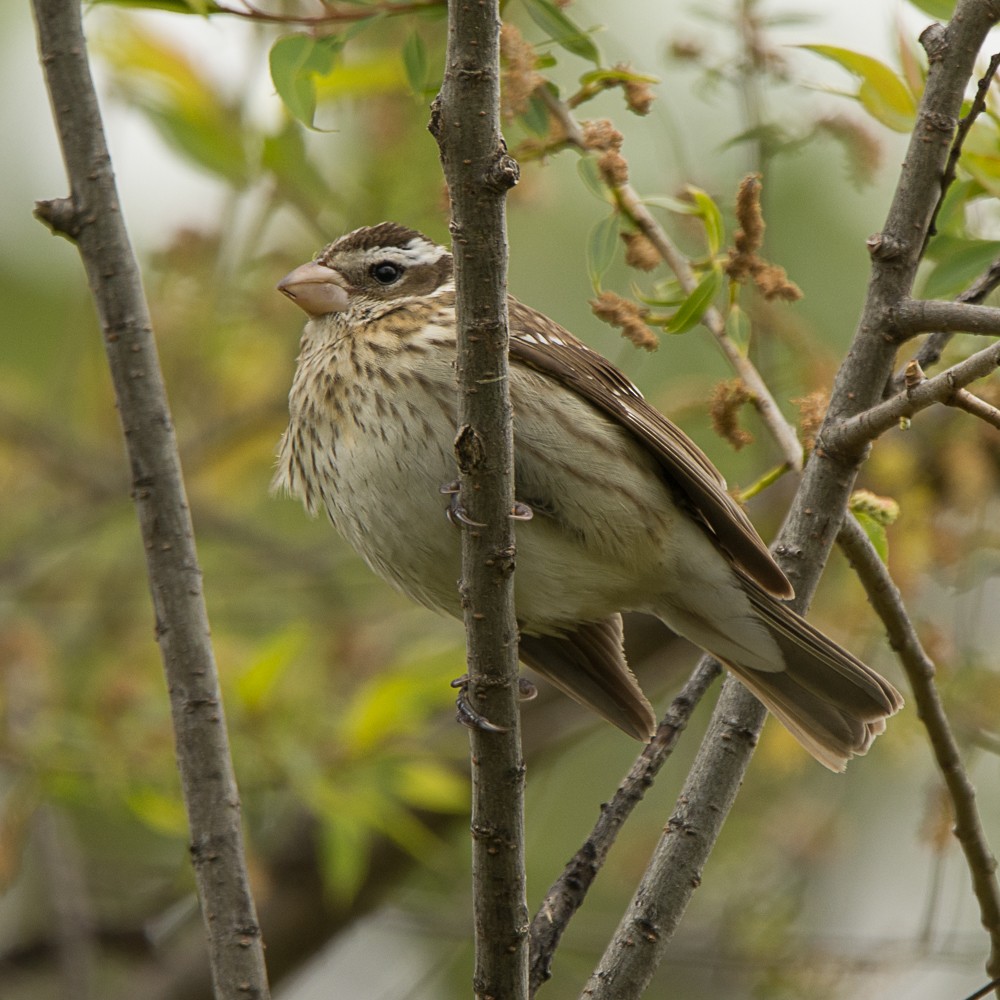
top-left (919, 22), bottom-right (949, 61)
top-left (34, 196), bottom-right (81, 240)
top-left (904, 359), bottom-right (926, 395)
top-left (866, 231), bottom-right (906, 261)
top-left (485, 150), bottom-right (520, 191)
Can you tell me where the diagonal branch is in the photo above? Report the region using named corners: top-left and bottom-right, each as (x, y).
top-left (527, 658), bottom-right (721, 995)
top-left (837, 515), bottom-right (1000, 983)
top-left (828, 340), bottom-right (1000, 452)
top-left (31, 0), bottom-right (269, 997)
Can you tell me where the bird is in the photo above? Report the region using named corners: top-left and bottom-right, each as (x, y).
top-left (273, 222), bottom-right (903, 771)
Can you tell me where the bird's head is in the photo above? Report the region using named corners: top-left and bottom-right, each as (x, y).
top-left (277, 223), bottom-right (453, 320)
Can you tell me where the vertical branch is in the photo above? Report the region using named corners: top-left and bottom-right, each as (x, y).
top-left (31, 1), bottom-right (269, 997)
top-left (428, 2), bottom-right (525, 999)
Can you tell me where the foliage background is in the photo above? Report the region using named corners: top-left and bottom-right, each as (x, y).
top-left (2, 1), bottom-right (999, 998)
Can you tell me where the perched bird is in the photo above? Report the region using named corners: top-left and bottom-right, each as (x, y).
top-left (273, 222), bottom-right (902, 771)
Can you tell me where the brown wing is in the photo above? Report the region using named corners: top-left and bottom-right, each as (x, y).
top-left (507, 298), bottom-right (794, 599)
top-left (518, 616), bottom-right (656, 740)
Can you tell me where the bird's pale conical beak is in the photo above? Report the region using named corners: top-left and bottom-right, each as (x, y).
top-left (277, 261), bottom-right (350, 318)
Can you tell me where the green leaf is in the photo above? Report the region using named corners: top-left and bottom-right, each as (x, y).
top-left (664, 267), bottom-right (722, 334)
top-left (802, 45), bottom-right (917, 132)
top-left (235, 628), bottom-right (305, 713)
top-left (318, 814), bottom-right (370, 902)
top-left (393, 760), bottom-right (467, 813)
top-left (576, 155), bottom-right (608, 200)
top-left (269, 34), bottom-right (342, 128)
top-left (587, 213), bottom-right (621, 290)
top-left (725, 303), bottom-right (752, 355)
top-left (520, 92), bottom-right (551, 136)
top-left (521, 0), bottom-right (600, 64)
top-left (262, 120), bottom-right (338, 215)
top-left (98, 25), bottom-right (252, 184)
top-left (921, 237), bottom-right (1000, 299)
top-left (853, 510), bottom-right (890, 562)
top-left (931, 179), bottom-right (980, 236)
top-left (906, 0), bottom-right (956, 18)
top-left (126, 789), bottom-right (188, 837)
top-left (687, 186), bottom-right (725, 256)
top-left (577, 66), bottom-right (659, 88)
top-left (402, 31), bottom-right (429, 95)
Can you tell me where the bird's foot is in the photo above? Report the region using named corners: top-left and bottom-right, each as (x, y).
top-left (440, 480), bottom-right (534, 527)
top-left (450, 674), bottom-right (537, 733)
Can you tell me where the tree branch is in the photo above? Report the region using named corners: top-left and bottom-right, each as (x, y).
top-left (949, 387), bottom-right (1000, 428)
top-left (890, 256), bottom-right (1000, 394)
top-left (829, 340), bottom-right (1000, 451)
top-left (31, 2), bottom-right (269, 997)
top-left (837, 516), bottom-right (1000, 984)
top-left (429, 1), bottom-right (526, 998)
top-left (527, 658), bottom-right (721, 995)
top-left (893, 297), bottom-right (1000, 338)
top-left (925, 51), bottom-right (1000, 249)
top-left (582, 4), bottom-right (1000, 995)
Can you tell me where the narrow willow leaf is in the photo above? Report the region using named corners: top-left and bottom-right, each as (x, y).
top-left (587, 213), bottom-right (621, 290)
top-left (725, 303), bottom-right (752, 355)
top-left (922, 238), bottom-right (1000, 299)
top-left (520, 92), bottom-right (551, 136)
top-left (801, 45), bottom-right (916, 132)
top-left (521, 0), bottom-right (600, 64)
top-left (687, 186), bottom-right (725, 256)
top-left (402, 31), bottom-right (428, 95)
top-left (270, 34), bottom-right (341, 128)
top-left (577, 155), bottom-right (608, 200)
top-left (665, 267), bottom-right (722, 334)
top-left (906, 0), bottom-right (955, 17)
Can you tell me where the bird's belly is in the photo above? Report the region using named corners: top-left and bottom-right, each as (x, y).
top-left (321, 428), bottom-right (677, 632)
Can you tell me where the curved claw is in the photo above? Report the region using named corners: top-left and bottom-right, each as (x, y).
top-left (510, 501), bottom-right (534, 522)
top-left (451, 674), bottom-right (509, 733)
top-left (441, 481), bottom-right (533, 528)
top-left (440, 480), bottom-right (487, 528)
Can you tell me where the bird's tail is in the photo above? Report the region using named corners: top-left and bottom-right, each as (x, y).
top-left (717, 579), bottom-right (904, 771)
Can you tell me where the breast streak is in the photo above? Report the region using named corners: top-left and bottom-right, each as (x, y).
top-left (315, 344), bottom-right (688, 633)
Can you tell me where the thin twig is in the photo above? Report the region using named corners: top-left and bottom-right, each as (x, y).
top-left (537, 87), bottom-right (805, 473)
top-left (31, 1), bottom-right (269, 996)
top-left (949, 387), bottom-right (1000, 428)
top-left (925, 51), bottom-right (1000, 249)
top-left (828, 339), bottom-right (1000, 453)
top-left (214, 0), bottom-right (442, 25)
top-left (837, 515), bottom-right (1000, 984)
top-left (527, 658), bottom-right (721, 995)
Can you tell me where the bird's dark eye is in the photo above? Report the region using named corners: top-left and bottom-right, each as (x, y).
top-left (370, 261), bottom-right (403, 285)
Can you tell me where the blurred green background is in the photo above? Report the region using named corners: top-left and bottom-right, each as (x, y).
top-left (2, 1), bottom-right (999, 998)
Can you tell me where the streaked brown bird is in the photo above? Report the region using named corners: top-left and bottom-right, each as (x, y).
top-left (274, 222), bottom-right (902, 771)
